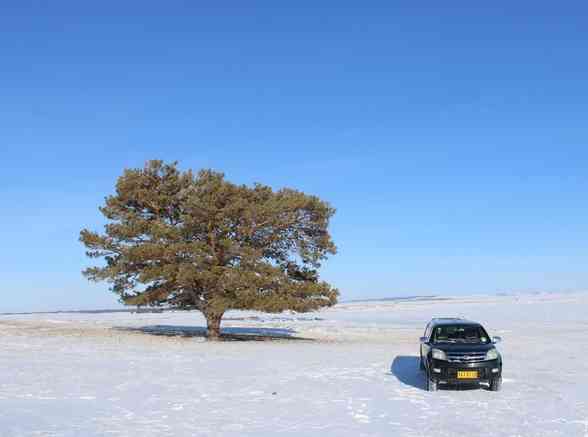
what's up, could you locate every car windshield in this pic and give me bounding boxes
[432,324,490,344]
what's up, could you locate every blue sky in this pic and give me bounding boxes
[2,2,588,311]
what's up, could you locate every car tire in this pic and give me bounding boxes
[426,374,438,392]
[489,376,502,392]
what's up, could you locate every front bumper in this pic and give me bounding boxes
[429,359,501,383]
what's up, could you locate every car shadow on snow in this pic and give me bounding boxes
[114,325,312,342]
[391,356,427,390]
[390,356,482,391]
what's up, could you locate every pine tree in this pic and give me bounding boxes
[80,160,338,340]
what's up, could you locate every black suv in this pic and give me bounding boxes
[419,318,502,392]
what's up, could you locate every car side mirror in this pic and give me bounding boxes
[419,336,428,344]
[492,336,502,344]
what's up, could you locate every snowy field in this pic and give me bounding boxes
[1,292,588,437]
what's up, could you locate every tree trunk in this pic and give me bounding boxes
[205,311,223,341]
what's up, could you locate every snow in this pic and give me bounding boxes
[1,292,588,436]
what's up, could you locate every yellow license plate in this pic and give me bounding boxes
[457,370,478,379]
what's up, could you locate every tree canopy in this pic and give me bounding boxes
[80,160,339,339]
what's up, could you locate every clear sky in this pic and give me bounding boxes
[2,2,588,312]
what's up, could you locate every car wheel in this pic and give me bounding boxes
[489,376,502,392]
[426,374,438,392]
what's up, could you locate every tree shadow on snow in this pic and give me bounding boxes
[390,356,482,391]
[114,325,312,341]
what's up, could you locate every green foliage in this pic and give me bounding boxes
[80,160,339,337]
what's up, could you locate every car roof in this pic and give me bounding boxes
[428,317,481,327]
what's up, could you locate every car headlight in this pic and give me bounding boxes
[431,348,447,360]
[486,348,499,360]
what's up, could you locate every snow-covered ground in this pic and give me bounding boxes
[1,292,588,436]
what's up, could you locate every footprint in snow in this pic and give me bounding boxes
[353,413,370,423]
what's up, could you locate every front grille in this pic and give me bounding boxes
[446,351,487,363]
